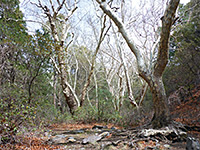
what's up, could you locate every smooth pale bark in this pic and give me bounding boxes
[96,0,180,128]
[93,72,99,109]
[114,30,139,109]
[139,83,148,107]
[36,0,80,114]
[150,0,179,127]
[57,46,79,114]
[102,56,122,110]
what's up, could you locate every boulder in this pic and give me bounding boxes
[82,135,102,144]
[67,137,76,143]
[50,134,68,144]
[99,131,111,138]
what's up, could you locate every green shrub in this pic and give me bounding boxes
[0,84,37,143]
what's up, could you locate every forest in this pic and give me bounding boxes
[0,0,199,149]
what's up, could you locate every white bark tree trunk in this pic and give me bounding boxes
[96,0,180,128]
[36,0,80,114]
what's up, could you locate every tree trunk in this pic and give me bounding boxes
[96,0,180,128]
[61,81,77,115]
[58,50,78,115]
[149,76,170,128]
[36,0,80,115]
[53,70,57,108]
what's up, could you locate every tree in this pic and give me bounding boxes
[80,13,111,106]
[0,0,49,139]
[32,0,80,114]
[164,0,200,96]
[96,0,180,128]
[0,0,27,85]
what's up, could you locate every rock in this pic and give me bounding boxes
[50,134,68,144]
[92,125,108,130]
[116,129,122,133]
[186,137,200,150]
[44,131,48,137]
[144,146,156,150]
[67,137,76,143]
[44,131,52,139]
[50,135,77,144]
[99,131,111,138]
[164,144,170,149]
[74,129,85,134]
[156,143,161,147]
[82,135,102,145]
[101,142,113,150]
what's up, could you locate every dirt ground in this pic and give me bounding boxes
[1,122,194,150]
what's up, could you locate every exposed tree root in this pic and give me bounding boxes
[128,121,199,144]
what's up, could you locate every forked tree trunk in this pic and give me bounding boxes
[61,80,78,115]
[96,0,180,128]
[36,0,79,115]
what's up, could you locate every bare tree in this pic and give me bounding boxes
[80,13,111,106]
[33,0,80,114]
[96,0,180,128]
[112,25,139,110]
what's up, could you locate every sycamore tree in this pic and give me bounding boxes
[30,0,111,115]
[96,0,180,128]
[31,0,81,114]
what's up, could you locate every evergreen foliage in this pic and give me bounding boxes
[164,0,200,96]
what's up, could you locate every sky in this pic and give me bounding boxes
[132,0,190,6]
[19,0,191,33]
[179,0,191,4]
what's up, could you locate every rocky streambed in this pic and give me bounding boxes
[39,123,194,150]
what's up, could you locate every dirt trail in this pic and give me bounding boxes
[1,123,198,149]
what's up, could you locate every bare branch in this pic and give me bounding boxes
[56,0,66,14]
[65,6,78,21]
[30,0,44,9]
[96,0,148,80]
[96,1,138,57]
[49,0,55,13]
[80,14,111,106]
[101,50,120,63]
[56,0,61,5]
[50,57,61,74]
[66,33,74,50]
